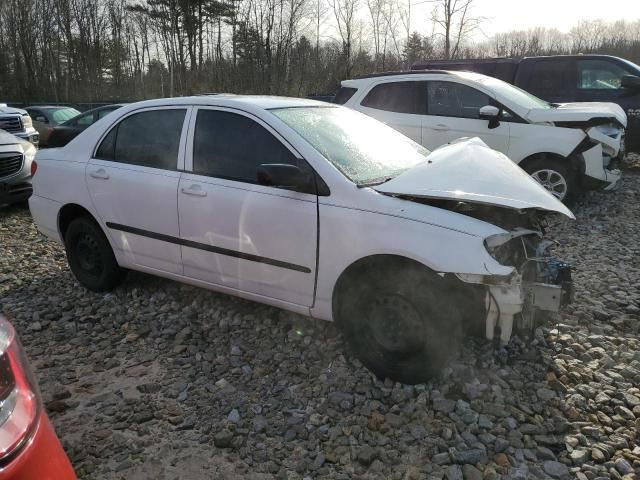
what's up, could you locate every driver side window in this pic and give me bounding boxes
[426,81,490,119]
[577,59,630,90]
[192,109,306,187]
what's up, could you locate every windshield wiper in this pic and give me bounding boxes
[357,176,395,188]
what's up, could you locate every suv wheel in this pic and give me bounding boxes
[523,157,576,203]
[65,217,126,291]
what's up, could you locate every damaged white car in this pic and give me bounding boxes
[29,97,573,384]
[338,70,626,202]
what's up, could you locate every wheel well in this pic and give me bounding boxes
[58,204,95,241]
[331,254,486,333]
[519,152,583,177]
[332,255,432,318]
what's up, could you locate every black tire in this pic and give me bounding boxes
[521,156,577,204]
[64,216,126,291]
[334,257,464,384]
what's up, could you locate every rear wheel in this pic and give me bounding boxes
[334,258,463,384]
[522,156,576,203]
[64,217,126,291]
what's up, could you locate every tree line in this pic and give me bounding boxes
[1,0,639,104]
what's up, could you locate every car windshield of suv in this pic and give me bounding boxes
[271,106,430,185]
[50,108,81,124]
[477,76,552,110]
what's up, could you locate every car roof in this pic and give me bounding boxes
[343,69,487,86]
[26,105,79,110]
[117,95,330,112]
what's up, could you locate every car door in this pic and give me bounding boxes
[575,58,636,104]
[86,106,190,275]
[356,80,425,143]
[178,107,318,306]
[421,80,510,153]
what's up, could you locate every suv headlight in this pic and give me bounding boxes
[21,114,32,128]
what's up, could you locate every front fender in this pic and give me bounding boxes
[311,201,512,321]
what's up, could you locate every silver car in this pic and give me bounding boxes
[0,130,36,205]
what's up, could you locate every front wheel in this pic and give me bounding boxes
[334,258,463,384]
[522,157,576,203]
[65,216,127,291]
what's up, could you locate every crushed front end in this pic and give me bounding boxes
[479,231,573,344]
[446,204,573,345]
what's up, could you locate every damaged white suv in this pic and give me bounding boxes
[30,97,573,384]
[338,70,626,202]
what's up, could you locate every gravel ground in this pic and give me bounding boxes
[1,174,639,480]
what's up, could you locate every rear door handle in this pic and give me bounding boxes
[181,184,207,197]
[431,124,450,131]
[90,168,109,180]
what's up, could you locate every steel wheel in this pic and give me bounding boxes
[530,169,568,200]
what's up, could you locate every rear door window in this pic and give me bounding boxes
[361,81,427,114]
[426,81,490,119]
[95,109,186,170]
[518,58,575,99]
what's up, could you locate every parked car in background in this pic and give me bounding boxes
[0,130,36,205]
[0,105,39,146]
[24,107,80,147]
[338,70,626,202]
[411,55,640,152]
[30,96,573,384]
[0,315,76,479]
[47,105,125,148]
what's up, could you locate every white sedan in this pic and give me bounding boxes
[29,96,574,384]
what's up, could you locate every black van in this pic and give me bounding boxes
[411,55,640,152]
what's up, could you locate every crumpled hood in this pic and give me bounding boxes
[527,102,627,127]
[374,138,575,219]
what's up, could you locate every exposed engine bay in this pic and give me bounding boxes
[408,196,574,344]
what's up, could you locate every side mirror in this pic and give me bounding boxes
[621,75,640,90]
[34,115,47,123]
[479,105,501,129]
[257,164,312,192]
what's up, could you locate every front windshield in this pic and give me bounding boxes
[619,57,640,76]
[271,106,430,185]
[51,108,81,124]
[477,76,552,110]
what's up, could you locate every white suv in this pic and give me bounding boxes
[338,70,626,202]
[30,96,573,383]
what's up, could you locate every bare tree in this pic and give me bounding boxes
[330,0,358,77]
[428,0,482,59]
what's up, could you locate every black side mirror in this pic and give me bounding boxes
[621,75,640,90]
[257,164,313,192]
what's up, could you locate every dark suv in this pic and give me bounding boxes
[411,55,640,152]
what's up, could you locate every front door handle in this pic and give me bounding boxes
[181,184,207,197]
[90,168,109,180]
[431,124,450,131]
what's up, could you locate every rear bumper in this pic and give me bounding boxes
[0,412,76,480]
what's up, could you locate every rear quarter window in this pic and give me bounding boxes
[333,87,357,105]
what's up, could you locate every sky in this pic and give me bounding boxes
[411,0,640,40]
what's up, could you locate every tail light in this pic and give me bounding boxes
[0,315,39,464]
[30,159,37,177]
